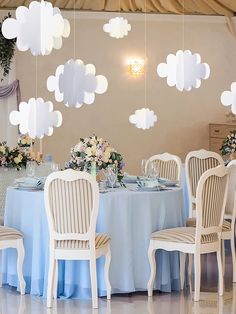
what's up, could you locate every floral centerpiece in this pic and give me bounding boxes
[0,141,31,170]
[66,135,125,181]
[17,134,34,148]
[220,130,236,158]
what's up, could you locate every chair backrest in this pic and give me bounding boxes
[195,165,229,244]
[145,153,182,181]
[44,169,99,246]
[225,160,236,218]
[185,149,224,217]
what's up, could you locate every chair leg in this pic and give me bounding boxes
[104,245,111,300]
[221,240,225,276]
[16,239,26,295]
[47,255,56,308]
[53,260,58,299]
[230,234,236,283]
[147,243,156,297]
[89,257,98,309]
[217,248,224,296]
[194,253,201,302]
[188,254,193,290]
[179,252,186,290]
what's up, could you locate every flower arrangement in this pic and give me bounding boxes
[66,135,125,181]
[220,130,236,156]
[17,134,34,148]
[0,141,31,170]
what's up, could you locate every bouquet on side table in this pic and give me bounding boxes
[220,130,236,160]
[66,135,125,182]
[0,141,32,170]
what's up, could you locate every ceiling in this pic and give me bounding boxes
[0,0,235,17]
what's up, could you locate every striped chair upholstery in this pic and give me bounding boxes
[150,159,178,181]
[0,226,23,240]
[188,157,220,198]
[146,153,182,181]
[48,178,110,249]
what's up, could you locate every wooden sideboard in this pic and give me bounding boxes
[209,123,236,153]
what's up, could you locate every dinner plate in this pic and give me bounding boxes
[137,186,160,192]
[13,183,44,190]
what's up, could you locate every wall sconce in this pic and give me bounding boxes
[128,59,144,77]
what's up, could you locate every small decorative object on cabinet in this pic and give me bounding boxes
[209,123,236,154]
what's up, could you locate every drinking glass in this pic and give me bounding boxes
[107,165,117,189]
[26,161,36,177]
[51,163,60,172]
[148,162,159,180]
[141,159,147,177]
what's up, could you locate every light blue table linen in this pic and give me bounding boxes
[2,186,185,298]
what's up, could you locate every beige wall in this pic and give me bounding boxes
[4,11,236,173]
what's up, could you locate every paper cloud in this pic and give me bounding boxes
[129,108,157,130]
[2,1,70,56]
[47,59,108,108]
[157,50,210,91]
[103,17,131,39]
[221,82,236,114]
[9,98,62,139]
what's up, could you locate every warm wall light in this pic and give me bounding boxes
[128,59,144,76]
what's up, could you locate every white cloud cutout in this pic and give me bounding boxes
[129,108,157,130]
[103,17,131,39]
[47,59,108,108]
[157,50,210,91]
[221,82,236,114]
[2,1,70,56]
[9,98,62,139]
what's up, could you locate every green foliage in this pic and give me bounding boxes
[0,13,16,81]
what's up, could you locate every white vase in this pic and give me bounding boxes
[0,168,26,215]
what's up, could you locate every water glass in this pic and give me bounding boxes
[141,159,147,177]
[106,165,117,189]
[51,163,60,172]
[26,161,36,177]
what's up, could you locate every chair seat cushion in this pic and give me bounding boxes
[186,217,231,231]
[0,226,23,240]
[151,227,218,244]
[56,233,110,249]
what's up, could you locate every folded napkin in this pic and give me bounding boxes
[123,173,138,181]
[15,177,45,188]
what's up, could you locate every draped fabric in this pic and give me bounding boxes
[1,0,236,15]
[1,1,236,36]
[0,79,20,104]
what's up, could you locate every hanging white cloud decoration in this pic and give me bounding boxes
[47,59,108,108]
[103,17,131,39]
[157,50,210,91]
[221,82,236,114]
[129,108,157,130]
[2,0,70,56]
[9,98,62,139]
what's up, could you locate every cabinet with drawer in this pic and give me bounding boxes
[209,123,236,153]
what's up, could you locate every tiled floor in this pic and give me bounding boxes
[0,253,235,314]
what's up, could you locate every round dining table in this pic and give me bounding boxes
[2,185,184,299]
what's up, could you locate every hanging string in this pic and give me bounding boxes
[74,0,76,59]
[182,0,185,51]
[35,56,38,98]
[144,0,147,108]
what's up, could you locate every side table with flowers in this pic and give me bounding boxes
[220,130,236,161]
[66,135,125,182]
[0,141,32,215]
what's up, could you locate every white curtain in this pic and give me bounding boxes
[0,57,18,147]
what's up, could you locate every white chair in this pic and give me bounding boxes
[44,169,111,309]
[0,226,25,294]
[146,153,182,182]
[221,160,236,282]
[185,149,224,222]
[147,165,229,301]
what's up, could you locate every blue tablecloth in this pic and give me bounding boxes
[2,186,185,298]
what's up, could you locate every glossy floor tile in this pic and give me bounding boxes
[0,252,235,314]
